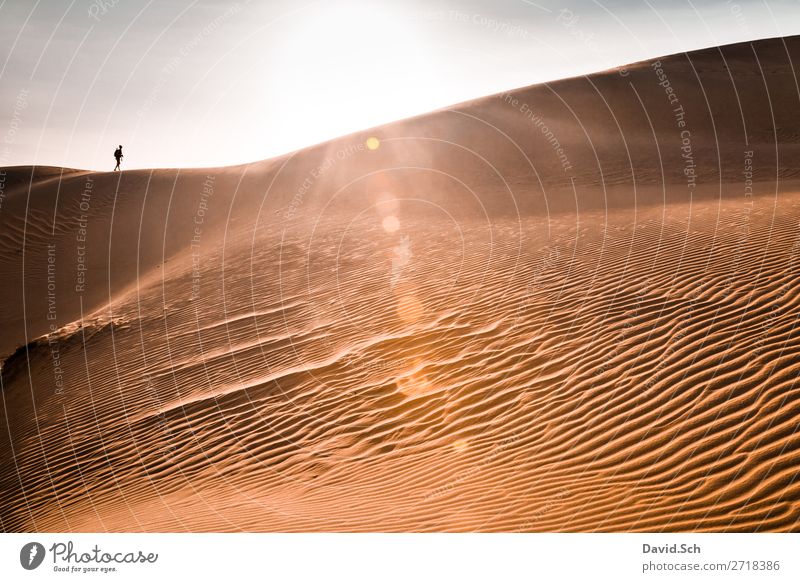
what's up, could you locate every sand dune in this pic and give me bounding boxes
[2,35,800,531]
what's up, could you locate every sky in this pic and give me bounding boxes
[1,0,800,171]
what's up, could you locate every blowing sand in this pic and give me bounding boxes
[2,35,800,532]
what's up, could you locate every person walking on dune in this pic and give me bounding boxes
[114,145,124,171]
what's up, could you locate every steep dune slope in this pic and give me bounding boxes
[2,36,800,532]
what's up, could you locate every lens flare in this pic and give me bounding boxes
[396,294,423,323]
[382,215,400,233]
[452,439,469,452]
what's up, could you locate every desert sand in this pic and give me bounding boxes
[2,35,800,532]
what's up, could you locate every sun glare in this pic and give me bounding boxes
[265,1,436,157]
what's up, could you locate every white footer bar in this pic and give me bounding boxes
[1,533,796,581]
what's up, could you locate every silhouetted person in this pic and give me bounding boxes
[114,145,123,171]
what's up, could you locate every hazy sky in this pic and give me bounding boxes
[2,0,800,170]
